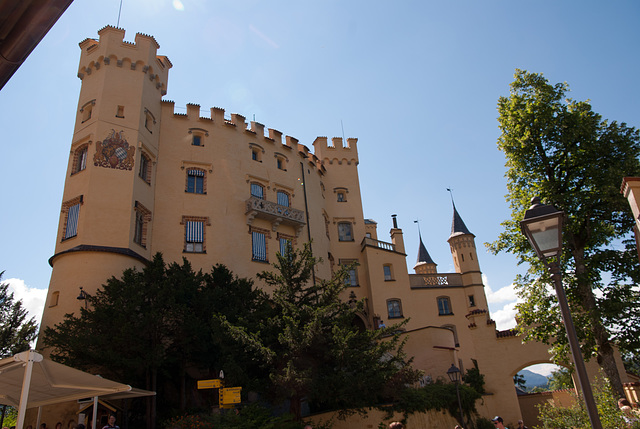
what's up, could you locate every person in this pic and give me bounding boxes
[101,415,119,429]
[619,398,639,427]
[516,419,528,429]
[55,422,62,429]
[378,320,386,329]
[454,425,462,429]
[388,422,404,429]
[491,416,507,429]
[40,424,48,429]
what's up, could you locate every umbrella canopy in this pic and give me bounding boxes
[0,350,154,428]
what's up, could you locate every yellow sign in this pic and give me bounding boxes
[197,379,223,389]
[221,387,242,404]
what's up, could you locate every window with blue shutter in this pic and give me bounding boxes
[252,231,267,261]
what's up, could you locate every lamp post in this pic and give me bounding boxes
[520,197,602,429]
[447,364,465,428]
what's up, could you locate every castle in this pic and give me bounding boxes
[38,26,631,427]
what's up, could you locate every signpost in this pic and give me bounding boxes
[197,377,242,409]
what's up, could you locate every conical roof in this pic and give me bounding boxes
[417,233,436,265]
[449,203,473,239]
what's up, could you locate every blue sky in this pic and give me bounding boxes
[1,1,639,375]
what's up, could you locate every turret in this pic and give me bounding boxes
[447,203,480,275]
[414,232,437,274]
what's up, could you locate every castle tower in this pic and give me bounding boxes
[413,232,437,274]
[39,27,172,344]
[446,203,487,309]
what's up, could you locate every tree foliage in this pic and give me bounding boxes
[488,69,640,396]
[0,271,38,357]
[217,243,423,420]
[547,367,574,391]
[43,255,269,428]
[536,375,637,429]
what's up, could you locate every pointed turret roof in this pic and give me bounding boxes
[417,233,435,264]
[449,203,473,239]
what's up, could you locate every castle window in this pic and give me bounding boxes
[134,201,152,248]
[116,105,125,118]
[275,153,288,170]
[80,99,95,123]
[184,219,205,253]
[249,143,264,162]
[335,187,348,202]
[277,190,290,207]
[278,233,294,257]
[383,264,394,281]
[340,259,359,287]
[251,227,269,262]
[72,144,88,175]
[144,108,155,133]
[468,294,476,307]
[338,222,353,242]
[139,152,151,184]
[49,291,59,307]
[186,169,205,194]
[251,183,264,199]
[193,135,202,146]
[61,196,83,241]
[437,296,453,316]
[387,299,403,319]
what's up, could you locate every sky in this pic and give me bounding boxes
[1,0,639,376]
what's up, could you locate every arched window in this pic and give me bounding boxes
[251,183,264,199]
[72,144,88,175]
[338,222,353,241]
[139,152,151,183]
[277,190,290,207]
[437,296,453,315]
[383,264,394,281]
[387,299,403,319]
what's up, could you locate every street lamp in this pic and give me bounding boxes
[447,364,465,428]
[76,286,88,309]
[520,197,602,429]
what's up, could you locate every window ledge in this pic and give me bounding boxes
[439,313,454,316]
[384,279,395,282]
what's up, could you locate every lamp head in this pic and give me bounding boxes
[520,197,564,260]
[447,363,461,383]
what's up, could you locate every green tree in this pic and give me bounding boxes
[0,271,38,356]
[43,255,268,429]
[547,367,574,391]
[488,69,640,397]
[218,243,422,420]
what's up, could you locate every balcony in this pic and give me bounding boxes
[245,196,305,236]
[361,237,396,252]
[409,273,463,288]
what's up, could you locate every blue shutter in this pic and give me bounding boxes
[252,231,266,261]
[279,238,290,256]
[64,203,80,239]
[186,221,203,243]
[277,191,289,207]
[251,183,264,199]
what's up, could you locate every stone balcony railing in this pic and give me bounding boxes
[360,237,396,252]
[409,273,463,288]
[245,196,306,236]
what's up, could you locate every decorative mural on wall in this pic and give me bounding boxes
[93,129,135,170]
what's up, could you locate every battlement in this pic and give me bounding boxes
[77,27,170,96]
[313,136,359,165]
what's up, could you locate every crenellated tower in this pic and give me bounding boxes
[39,26,172,345]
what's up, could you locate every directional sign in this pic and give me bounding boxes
[197,379,223,389]
[221,387,242,404]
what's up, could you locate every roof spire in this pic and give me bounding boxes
[447,189,473,237]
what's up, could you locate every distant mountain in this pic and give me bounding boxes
[517,369,549,390]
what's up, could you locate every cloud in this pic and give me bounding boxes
[4,278,47,327]
[483,274,520,330]
[172,0,185,11]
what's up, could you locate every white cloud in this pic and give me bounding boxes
[172,0,185,11]
[4,278,47,328]
[483,274,520,330]
[483,274,518,304]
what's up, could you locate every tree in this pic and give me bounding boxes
[488,69,640,397]
[43,255,269,429]
[218,243,422,420]
[547,367,574,391]
[0,271,38,356]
